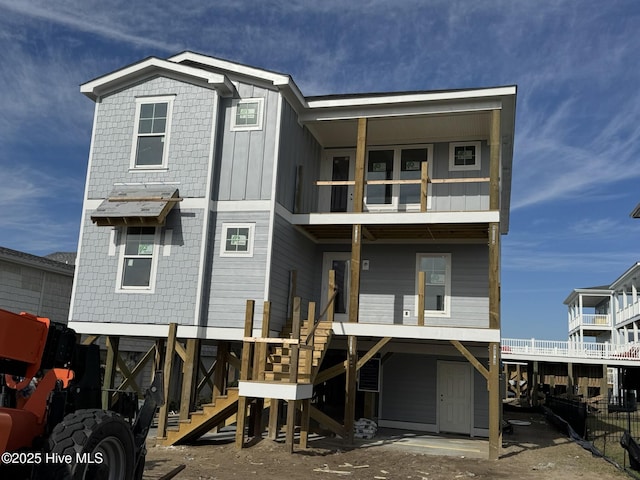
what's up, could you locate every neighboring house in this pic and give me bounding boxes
[0,246,74,323]
[566,262,640,346]
[69,52,517,458]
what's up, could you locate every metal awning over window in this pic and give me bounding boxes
[91,186,181,226]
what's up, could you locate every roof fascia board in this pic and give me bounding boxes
[300,99,502,123]
[610,262,640,289]
[306,86,517,109]
[80,57,235,100]
[169,51,290,86]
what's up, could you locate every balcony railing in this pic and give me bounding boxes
[616,301,640,325]
[568,313,612,331]
[501,338,640,361]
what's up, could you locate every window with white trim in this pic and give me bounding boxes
[221,223,255,257]
[416,253,451,316]
[231,98,264,131]
[449,141,481,171]
[118,227,159,290]
[131,96,174,168]
[365,145,433,210]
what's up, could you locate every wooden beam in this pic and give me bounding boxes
[82,334,100,345]
[102,336,120,410]
[362,226,376,241]
[196,358,216,395]
[174,341,187,363]
[286,297,302,453]
[489,109,501,210]
[213,342,229,401]
[488,342,501,460]
[489,223,500,330]
[310,405,346,438]
[299,399,311,449]
[112,344,155,402]
[353,118,367,213]
[268,399,280,440]
[349,224,362,325]
[235,300,255,449]
[157,323,178,440]
[450,340,489,380]
[179,339,199,422]
[327,270,335,323]
[420,161,429,212]
[315,337,391,385]
[115,354,142,398]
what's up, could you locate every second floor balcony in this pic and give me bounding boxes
[569,313,612,333]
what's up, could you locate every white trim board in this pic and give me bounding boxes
[68,322,276,340]
[331,323,500,343]
[239,381,313,400]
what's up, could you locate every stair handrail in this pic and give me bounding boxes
[304,288,337,346]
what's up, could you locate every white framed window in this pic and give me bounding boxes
[130,95,175,169]
[116,226,160,292]
[220,223,255,257]
[230,98,264,131]
[365,145,433,211]
[415,253,451,317]
[449,141,481,171]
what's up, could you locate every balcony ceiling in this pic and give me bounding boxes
[298,223,489,242]
[306,111,491,148]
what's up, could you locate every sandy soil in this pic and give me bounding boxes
[143,411,630,480]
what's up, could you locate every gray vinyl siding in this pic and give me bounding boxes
[380,353,489,431]
[71,208,203,326]
[430,142,490,212]
[214,84,279,201]
[88,76,216,199]
[268,212,321,332]
[206,211,270,329]
[357,243,489,327]
[381,353,437,424]
[0,261,72,324]
[276,100,322,213]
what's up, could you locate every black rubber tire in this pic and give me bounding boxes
[44,409,136,480]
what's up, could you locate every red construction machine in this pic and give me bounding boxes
[0,308,163,480]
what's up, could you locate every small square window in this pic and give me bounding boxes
[449,141,481,171]
[231,98,264,131]
[221,223,255,257]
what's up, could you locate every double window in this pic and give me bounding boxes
[131,96,174,169]
[416,253,451,316]
[365,145,433,210]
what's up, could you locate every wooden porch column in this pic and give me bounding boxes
[235,300,255,449]
[567,362,574,397]
[489,109,501,211]
[102,336,120,410]
[488,342,501,460]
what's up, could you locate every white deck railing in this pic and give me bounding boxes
[616,301,640,325]
[568,313,612,331]
[501,338,640,361]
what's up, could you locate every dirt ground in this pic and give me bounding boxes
[143,411,631,480]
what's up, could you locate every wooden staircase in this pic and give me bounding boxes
[263,320,333,383]
[164,387,239,445]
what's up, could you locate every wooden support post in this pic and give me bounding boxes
[601,364,608,398]
[235,300,255,449]
[102,336,120,410]
[268,399,280,440]
[157,323,178,440]
[417,271,425,326]
[213,341,229,402]
[249,301,271,441]
[567,362,574,397]
[488,342,501,460]
[489,109,501,211]
[300,399,311,449]
[532,361,540,406]
[515,364,522,398]
[420,160,429,212]
[345,223,362,445]
[179,339,200,422]
[489,223,500,330]
[353,118,367,213]
[327,270,335,323]
[286,297,302,453]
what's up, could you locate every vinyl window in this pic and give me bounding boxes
[130,96,174,169]
[449,141,481,171]
[231,98,264,131]
[221,223,255,257]
[416,253,451,316]
[118,227,159,291]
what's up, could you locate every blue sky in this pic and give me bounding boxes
[1,1,639,340]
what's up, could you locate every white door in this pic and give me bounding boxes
[320,152,355,212]
[437,361,472,434]
[321,252,351,321]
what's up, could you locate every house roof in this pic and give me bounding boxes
[0,246,75,275]
[631,203,640,218]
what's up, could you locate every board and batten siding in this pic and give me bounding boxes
[268,212,321,333]
[380,353,489,433]
[206,211,270,329]
[88,76,217,199]
[71,208,203,327]
[275,100,322,213]
[357,243,489,327]
[214,84,279,202]
[430,142,490,212]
